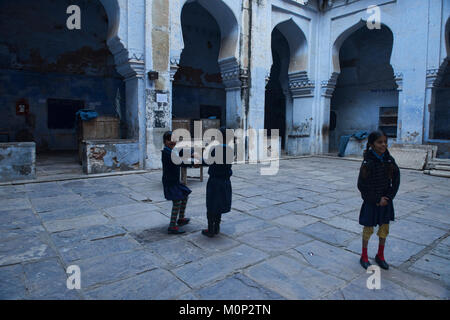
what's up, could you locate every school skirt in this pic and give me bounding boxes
[359,201,395,227]
[163,182,191,201]
[206,177,232,214]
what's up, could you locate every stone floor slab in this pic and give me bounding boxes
[85,268,190,300]
[50,224,127,248]
[38,205,101,222]
[0,235,56,266]
[173,245,268,288]
[59,235,141,264]
[218,216,272,237]
[0,264,27,299]
[104,203,160,218]
[77,249,161,289]
[293,240,365,281]
[409,254,450,286]
[303,203,352,219]
[245,255,346,299]
[323,216,364,234]
[389,220,447,246]
[247,206,291,220]
[272,214,319,230]
[196,273,284,300]
[338,273,430,300]
[240,196,281,208]
[236,227,313,253]
[43,214,109,233]
[0,208,41,230]
[149,237,206,268]
[382,268,450,299]
[184,232,240,253]
[277,200,317,213]
[113,211,168,232]
[299,222,357,247]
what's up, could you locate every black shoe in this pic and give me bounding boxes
[168,226,185,234]
[214,222,220,234]
[375,254,389,270]
[177,218,190,226]
[201,229,215,237]
[360,257,371,270]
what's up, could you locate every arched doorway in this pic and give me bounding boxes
[329,25,398,154]
[0,0,125,176]
[265,28,289,150]
[172,1,226,127]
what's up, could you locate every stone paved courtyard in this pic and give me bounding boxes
[0,157,449,300]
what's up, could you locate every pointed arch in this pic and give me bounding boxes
[332,20,395,74]
[179,0,239,61]
[272,19,308,73]
[99,0,120,41]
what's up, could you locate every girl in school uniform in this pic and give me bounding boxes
[161,131,192,234]
[201,128,234,238]
[357,130,400,270]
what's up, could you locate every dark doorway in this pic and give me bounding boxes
[330,26,398,153]
[172,2,226,124]
[265,28,289,150]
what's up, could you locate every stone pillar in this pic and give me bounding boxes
[124,65,146,170]
[219,57,244,129]
[246,0,271,162]
[145,0,171,170]
[316,72,338,154]
[108,36,147,170]
[286,71,315,155]
[424,69,439,141]
[394,72,405,141]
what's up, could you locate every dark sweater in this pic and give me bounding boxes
[207,144,233,179]
[161,146,193,185]
[357,149,400,205]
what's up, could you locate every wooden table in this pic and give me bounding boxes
[181,165,204,185]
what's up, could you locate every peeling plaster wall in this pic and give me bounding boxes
[0,142,36,182]
[0,0,125,151]
[83,140,139,174]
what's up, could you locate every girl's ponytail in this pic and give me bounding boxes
[364,142,370,156]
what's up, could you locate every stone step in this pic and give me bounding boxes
[424,170,450,178]
[429,160,450,166]
[433,165,450,171]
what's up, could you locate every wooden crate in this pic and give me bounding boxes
[77,116,120,161]
[79,116,120,140]
[172,119,191,133]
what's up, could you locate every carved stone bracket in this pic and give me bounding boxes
[170,57,180,82]
[239,68,249,89]
[265,72,271,86]
[288,71,315,98]
[108,36,145,80]
[321,72,339,98]
[427,58,448,88]
[219,57,242,91]
[394,72,404,91]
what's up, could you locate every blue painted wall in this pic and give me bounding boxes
[0,0,125,151]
